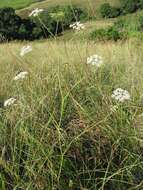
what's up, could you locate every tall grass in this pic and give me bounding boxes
[0,39,143,189]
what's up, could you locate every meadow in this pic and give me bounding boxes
[0,39,143,189]
[0,0,143,189]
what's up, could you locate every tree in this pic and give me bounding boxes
[18,19,36,40]
[0,5,87,41]
[121,0,140,14]
[100,3,120,18]
[0,7,43,41]
[0,7,22,40]
[139,0,143,9]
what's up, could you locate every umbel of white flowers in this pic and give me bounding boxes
[111,88,131,102]
[4,98,16,107]
[20,45,32,57]
[14,71,28,81]
[69,21,85,31]
[29,8,44,17]
[87,55,103,67]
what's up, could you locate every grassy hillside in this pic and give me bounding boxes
[58,19,115,41]
[0,39,143,189]
[0,0,43,9]
[0,0,120,10]
[60,10,143,42]
[6,0,120,17]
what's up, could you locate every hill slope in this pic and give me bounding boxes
[0,0,120,18]
[0,0,43,9]
[0,0,120,9]
[20,0,120,17]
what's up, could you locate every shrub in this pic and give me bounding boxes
[0,5,88,41]
[138,14,143,28]
[115,16,142,33]
[90,28,107,41]
[18,19,37,40]
[121,0,139,14]
[114,19,127,29]
[110,7,121,18]
[0,7,41,41]
[139,0,143,9]
[100,0,143,18]
[100,3,111,18]
[32,11,60,37]
[48,5,74,28]
[47,5,88,28]
[106,26,123,41]
[29,5,88,38]
[0,7,22,40]
[90,26,124,41]
[73,6,89,21]
[100,3,120,18]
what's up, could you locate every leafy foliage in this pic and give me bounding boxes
[100,3,121,18]
[100,0,143,19]
[0,6,87,41]
[120,0,139,14]
[90,26,124,42]
[0,7,21,40]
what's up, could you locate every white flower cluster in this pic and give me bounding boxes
[111,88,131,102]
[29,8,44,17]
[87,54,103,67]
[20,45,32,57]
[4,34,132,110]
[4,98,16,107]
[4,46,31,107]
[14,71,28,81]
[69,21,85,31]
[4,71,29,107]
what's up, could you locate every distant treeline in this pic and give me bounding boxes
[100,0,143,19]
[0,6,87,41]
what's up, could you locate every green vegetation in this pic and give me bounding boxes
[90,26,123,41]
[90,9,143,42]
[121,0,140,14]
[0,6,87,41]
[99,0,143,19]
[15,0,120,18]
[0,0,42,9]
[0,0,143,189]
[0,40,143,189]
[100,3,121,18]
[0,0,120,15]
